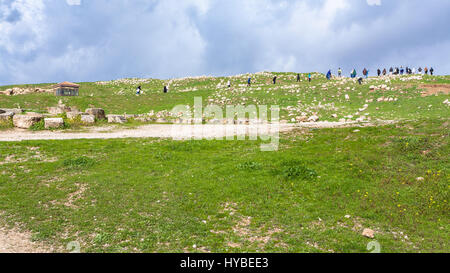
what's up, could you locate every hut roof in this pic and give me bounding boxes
[58,81,80,88]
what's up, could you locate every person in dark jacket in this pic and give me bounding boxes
[247,77,252,86]
[383,68,387,76]
[163,86,168,93]
[377,69,381,77]
[358,77,363,85]
[326,70,332,80]
[136,86,141,95]
[297,74,301,82]
[273,76,277,84]
[430,67,434,75]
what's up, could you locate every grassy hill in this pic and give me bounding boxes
[0,72,448,253]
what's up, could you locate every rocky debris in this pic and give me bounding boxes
[444,99,450,106]
[362,228,375,239]
[0,112,15,122]
[107,115,127,124]
[0,87,54,96]
[81,115,95,124]
[296,116,308,122]
[44,118,64,129]
[66,112,81,120]
[416,177,425,182]
[13,113,44,129]
[0,108,23,115]
[308,115,320,122]
[155,118,168,124]
[85,108,106,120]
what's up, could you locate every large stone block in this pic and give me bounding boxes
[44,118,64,129]
[13,114,43,129]
[85,108,105,120]
[81,114,95,124]
[66,112,81,120]
[0,108,23,114]
[107,115,127,124]
[0,112,14,122]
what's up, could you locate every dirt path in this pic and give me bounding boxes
[0,226,53,253]
[0,122,392,142]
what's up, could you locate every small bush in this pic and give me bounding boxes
[30,120,45,131]
[63,156,95,169]
[237,161,263,170]
[280,160,318,181]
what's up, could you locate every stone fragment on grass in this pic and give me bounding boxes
[44,118,64,129]
[308,115,319,122]
[13,113,43,129]
[81,114,95,124]
[0,112,14,122]
[0,108,23,114]
[85,108,106,120]
[362,228,375,239]
[107,115,127,124]
[66,112,81,120]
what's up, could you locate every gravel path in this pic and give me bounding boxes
[0,122,390,142]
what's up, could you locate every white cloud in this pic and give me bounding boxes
[367,0,382,6]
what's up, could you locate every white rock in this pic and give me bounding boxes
[81,114,95,124]
[44,118,64,129]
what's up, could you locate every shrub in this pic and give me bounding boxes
[280,160,318,181]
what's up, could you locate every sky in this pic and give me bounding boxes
[0,0,449,85]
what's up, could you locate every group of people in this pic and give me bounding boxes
[136,85,169,95]
[341,66,435,79]
[135,65,435,94]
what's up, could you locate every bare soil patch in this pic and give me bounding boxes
[420,84,450,97]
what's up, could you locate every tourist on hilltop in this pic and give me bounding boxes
[400,66,404,75]
[297,74,301,82]
[163,85,168,93]
[338,68,342,77]
[136,86,141,96]
[377,69,381,77]
[389,67,394,75]
[358,77,363,85]
[247,77,252,86]
[418,67,423,74]
[424,67,429,75]
[362,68,368,78]
[383,68,387,76]
[308,73,312,82]
[351,69,357,78]
[412,68,416,74]
[395,67,399,75]
[227,80,231,88]
[326,70,332,80]
[273,76,277,84]
[430,67,434,75]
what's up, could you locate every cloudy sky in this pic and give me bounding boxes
[0,0,449,85]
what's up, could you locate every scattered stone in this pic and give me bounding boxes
[345,215,351,219]
[155,118,168,124]
[66,112,81,120]
[44,118,64,129]
[81,115,95,124]
[416,177,425,182]
[0,108,23,114]
[308,115,319,122]
[13,113,43,129]
[0,112,14,122]
[362,228,375,239]
[296,116,308,122]
[85,108,106,120]
[107,115,127,124]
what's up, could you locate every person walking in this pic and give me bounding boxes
[136,86,141,96]
[358,77,363,85]
[326,70,332,80]
[363,68,368,78]
[418,67,423,74]
[163,85,168,93]
[351,69,357,78]
[227,80,231,88]
[377,69,381,77]
[297,74,301,82]
[424,67,429,75]
[430,67,434,75]
[308,73,312,82]
[273,76,277,84]
[383,68,387,76]
[338,68,342,77]
[247,77,252,86]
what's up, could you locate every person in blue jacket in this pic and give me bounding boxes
[326,70,332,80]
[247,77,252,86]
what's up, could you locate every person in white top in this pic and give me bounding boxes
[227,80,231,88]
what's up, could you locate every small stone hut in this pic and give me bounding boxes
[55,81,79,96]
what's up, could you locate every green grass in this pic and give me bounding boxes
[0,119,448,253]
